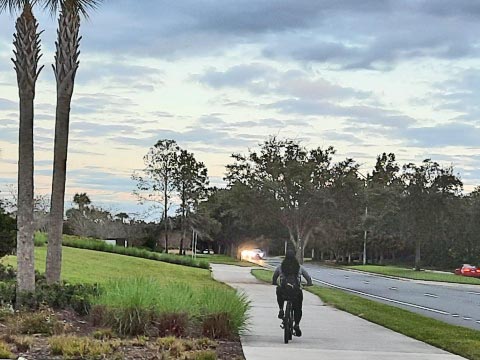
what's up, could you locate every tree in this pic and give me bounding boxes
[402,160,462,271]
[133,139,180,253]
[172,149,209,255]
[115,212,129,223]
[366,153,403,264]
[73,192,91,211]
[46,0,102,284]
[1,0,44,296]
[226,137,336,263]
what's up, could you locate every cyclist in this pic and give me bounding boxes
[272,249,313,337]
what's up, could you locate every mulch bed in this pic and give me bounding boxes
[0,309,246,360]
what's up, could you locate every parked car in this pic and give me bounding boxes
[454,264,480,278]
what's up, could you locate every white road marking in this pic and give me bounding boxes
[310,276,450,315]
[452,314,460,317]
[424,293,438,298]
[264,261,451,318]
[463,317,472,321]
[467,291,480,295]
[389,287,398,290]
[476,320,480,324]
[363,281,370,284]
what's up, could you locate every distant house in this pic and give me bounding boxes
[105,238,128,247]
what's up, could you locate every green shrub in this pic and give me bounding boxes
[7,335,33,352]
[7,309,62,336]
[60,235,209,269]
[49,335,114,359]
[0,206,16,259]
[199,287,250,337]
[154,312,189,337]
[0,265,16,281]
[34,282,100,315]
[192,350,217,360]
[0,282,15,306]
[34,232,47,247]
[93,278,250,337]
[92,328,114,340]
[0,341,13,359]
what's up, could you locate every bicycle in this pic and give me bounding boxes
[281,295,295,343]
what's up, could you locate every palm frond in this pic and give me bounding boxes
[0,0,36,14]
[42,0,102,18]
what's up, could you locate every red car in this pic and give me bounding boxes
[454,264,480,278]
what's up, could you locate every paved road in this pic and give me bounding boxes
[264,258,480,330]
[211,264,466,360]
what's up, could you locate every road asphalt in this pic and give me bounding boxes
[263,258,480,330]
[211,264,466,360]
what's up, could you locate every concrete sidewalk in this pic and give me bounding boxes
[211,264,466,360]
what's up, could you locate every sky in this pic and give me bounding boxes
[1,0,480,219]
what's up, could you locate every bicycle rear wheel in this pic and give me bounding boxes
[284,301,292,344]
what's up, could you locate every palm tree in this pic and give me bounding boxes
[73,192,91,211]
[0,0,44,298]
[45,0,102,284]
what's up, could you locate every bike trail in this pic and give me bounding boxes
[211,264,466,360]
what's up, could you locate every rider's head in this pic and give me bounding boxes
[282,249,300,276]
[285,249,296,260]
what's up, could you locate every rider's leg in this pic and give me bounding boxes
[293,289,304,336]
[276,287,285,318]
[276,286,285,309]
[293,289,303,324]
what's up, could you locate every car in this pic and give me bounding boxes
[202,249,214,255]
[241,248,265,260]
[454,264,480,278]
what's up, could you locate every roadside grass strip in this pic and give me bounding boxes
[2,246,214,286]
[252,269,480,360]
[197,254,253,267]
[34,232,209,269]
[348,265,480,285]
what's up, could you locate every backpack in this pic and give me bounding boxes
[281,272,300,298]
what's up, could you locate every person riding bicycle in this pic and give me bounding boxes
[272,249,313,337]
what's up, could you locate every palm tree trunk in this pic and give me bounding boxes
[13,2,43,300]
[46,3,80,284]
[164,178,168,253]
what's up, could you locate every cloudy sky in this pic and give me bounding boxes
[1,0,479,218]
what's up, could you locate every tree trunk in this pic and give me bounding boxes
[379,252,384,265]
[13,3,43,300]
[415,239,421,271]
[163,173,169,253]
[46,4,80,284]
[179,204,185,255]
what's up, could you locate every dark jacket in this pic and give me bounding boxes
[272,265,313,286]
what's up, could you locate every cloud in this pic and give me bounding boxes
[70,121,137,138]
[71,93,136,115]
[0,98,15,110]
[430,69,480,123]
[195,64,369,100]
[77,61,164,92]
[401,122,480,148]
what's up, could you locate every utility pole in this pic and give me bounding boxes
[355,169,368,265]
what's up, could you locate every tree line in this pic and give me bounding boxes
[200,137,476,270]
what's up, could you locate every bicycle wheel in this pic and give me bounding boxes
[284,301,292,344]
[288,303,294,340]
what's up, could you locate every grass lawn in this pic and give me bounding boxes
[251,269,480,360]
[2,246,216,288]
[348,265,480,285]
[197,254,253,267]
